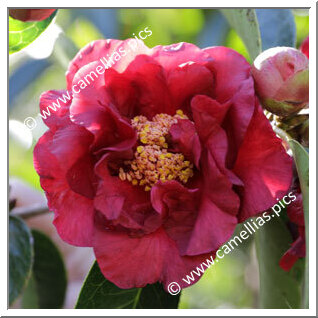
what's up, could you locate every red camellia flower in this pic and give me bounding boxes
[34,40,292,290]
[9,9,56,22]
[279,190,306,271]
[300,36,309,59]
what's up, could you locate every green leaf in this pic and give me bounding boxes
[22,230,67,308]
[256,9,296,50]
[9,11,56,54]
[21,275,39,309]
[255,215,303,308]
[220,9,262,60]
[288,139,309,308]
[75,261,180,309]
[9,215,33,305]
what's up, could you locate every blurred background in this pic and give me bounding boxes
[9,8,309,309]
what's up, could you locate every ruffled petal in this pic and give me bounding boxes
[184,196,237,255]
[151,181,237,256]
[69,63,137,151]
[151,42,212,72]
[203,46,251,102]
[167,62,214,115]
[222,79,256,168]
[124,55,173,118]
[93,227,212,290]
[200,149,240,216]
[169,118,201,168]
[39,90,72,131]
[164,130,240,256]
[233,106,293,221]
[279,236,306,271]
[33,127,95,246]
[94,153,161,233]
[191,95,231,135]
[191,95,243,189]
[104,68,138,118]
[66,39,151,90]
[202,47,256,168]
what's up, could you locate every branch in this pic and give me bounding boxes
[10,204,50,219]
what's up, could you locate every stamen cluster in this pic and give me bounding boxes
[119,110,194,191]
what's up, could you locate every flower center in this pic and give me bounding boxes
[119,110,194,191]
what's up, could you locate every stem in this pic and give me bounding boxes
[272,125,291,144]
[10,204,50,219]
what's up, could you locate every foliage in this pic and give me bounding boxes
[76,262,179,309]
[22,230,67,308]
[9,216,33,305]
[9,11,57,54]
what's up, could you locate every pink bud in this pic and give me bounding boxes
[252,47,309,116]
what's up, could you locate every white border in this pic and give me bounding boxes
[2,0,316,8]
[3,1,317,316]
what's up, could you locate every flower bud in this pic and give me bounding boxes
[252,47,309,117]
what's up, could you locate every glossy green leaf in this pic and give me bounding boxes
[75,261,180,309]
[22,230,67,308]
[255,216,302,308]
[21,275,39,309]
[288,139,309,308]
[9,215,33,305]
[220,9,261,60]
[9,11,56,54]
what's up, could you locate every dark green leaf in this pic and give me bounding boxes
[136,282,180,309]
[22,230,67,309]
[255,215,303,308]
[9,215,33,305]
[21,275,39,309]
[9,11,56,54]
[220,9,262,60]
[288,139,309,308]
[256,9,296,50]
[75,261,180,309]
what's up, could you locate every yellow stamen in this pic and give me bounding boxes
[119,111,193,191]
[176,109,184,116]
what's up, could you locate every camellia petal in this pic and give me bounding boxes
[66,39,151,90]
[33,127,95,246]
[233,106,293,221]
[93,227,212,290]
[300,36,309,59]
